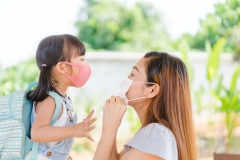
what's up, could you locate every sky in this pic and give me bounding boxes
[0,0,225,68]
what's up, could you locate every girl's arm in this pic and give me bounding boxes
[31,96,96,142]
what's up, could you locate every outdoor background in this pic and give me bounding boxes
[0,0,240,159]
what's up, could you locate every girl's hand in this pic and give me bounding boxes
[72,110,97,142]
[67,155,73,160]
[102,96,127,132]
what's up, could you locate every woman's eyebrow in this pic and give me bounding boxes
[133,66,139,72]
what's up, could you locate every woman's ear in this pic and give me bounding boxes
[55,62,66,74]
[146,84,160,98]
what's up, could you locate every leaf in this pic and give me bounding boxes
[206,38,226,81]
[214,75,223,95]
[230,66,240,95]
[178,40,194,82]
[205,40,212,55]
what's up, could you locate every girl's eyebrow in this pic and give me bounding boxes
[133,66,139,72]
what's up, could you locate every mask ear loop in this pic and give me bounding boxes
[128,97,147,102]
[127,82,158,102]
[62,62,84,77]
[132,82,157,85]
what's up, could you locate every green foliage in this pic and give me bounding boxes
[232,25,240,60]
[180,38,240,150]
[212,66,240,148]
[74,91,103,116]
[182,0,240,53]
[0,58,39,96]
[206,38,226,81]
[75,0,172,51]
[127,107,140,133]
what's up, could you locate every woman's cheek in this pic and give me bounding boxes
[126,86,136,99]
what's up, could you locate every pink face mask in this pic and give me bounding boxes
[62,62,91,88]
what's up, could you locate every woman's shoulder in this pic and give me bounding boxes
[124,123,178,159]
[138,123,175,140]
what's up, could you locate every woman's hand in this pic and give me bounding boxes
[102,96,127,132]
[72,110,97,142]
[93,96,127,160]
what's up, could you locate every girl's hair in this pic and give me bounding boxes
[143,51,197,160]
[27,34,85,101]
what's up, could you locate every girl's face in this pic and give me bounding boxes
[64,55,86,77]
[126,58,150,106]
[53,55,86,87]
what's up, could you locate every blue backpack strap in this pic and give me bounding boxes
[26,81,37,160]
[29,142,39,160]
[48,91,62,126]
[30,90,62,160]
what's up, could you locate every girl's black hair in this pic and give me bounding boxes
[27,34,85,101]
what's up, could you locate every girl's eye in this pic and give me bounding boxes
[81,59,85,61]
[130,73,134,77]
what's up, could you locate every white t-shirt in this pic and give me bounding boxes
[124,123,178,160]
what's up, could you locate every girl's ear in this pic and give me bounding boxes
[55,62,66,74]
[146,84,160,98]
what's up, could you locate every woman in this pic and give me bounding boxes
[93,51,197,160]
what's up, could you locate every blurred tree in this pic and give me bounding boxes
[0,58,39,96]
[232,25,240,60]
[75,0,172,51]
[181,0,240,53]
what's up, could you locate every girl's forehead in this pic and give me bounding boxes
[71,55,85,59]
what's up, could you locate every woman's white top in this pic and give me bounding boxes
[124,123,178,160]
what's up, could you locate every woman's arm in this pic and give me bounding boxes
[93,127,117,160]
[31,96,96,142]
[110,137,118,160]
[93,96,127,160]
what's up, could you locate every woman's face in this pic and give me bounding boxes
[126,57,150,106]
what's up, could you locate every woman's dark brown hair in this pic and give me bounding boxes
[143,51,197,160]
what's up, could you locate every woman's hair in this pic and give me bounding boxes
[143,51,197,160]
[27,34,85,101]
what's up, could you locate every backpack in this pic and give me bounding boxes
[0,82,62,160]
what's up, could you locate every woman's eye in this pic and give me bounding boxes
[130,73,134,77]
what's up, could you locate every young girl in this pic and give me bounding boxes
[26,34,96,160]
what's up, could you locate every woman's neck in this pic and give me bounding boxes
[133,102,150,126]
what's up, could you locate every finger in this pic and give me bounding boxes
[86,117,97,126]
[88,125,96,132]
[116,96,122,103]
[105,99,110,104]
[110,96,116,103]
[84,125,95,132]
[121,99,126,105]
[85,109,95,120]
[86,134,94,142]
